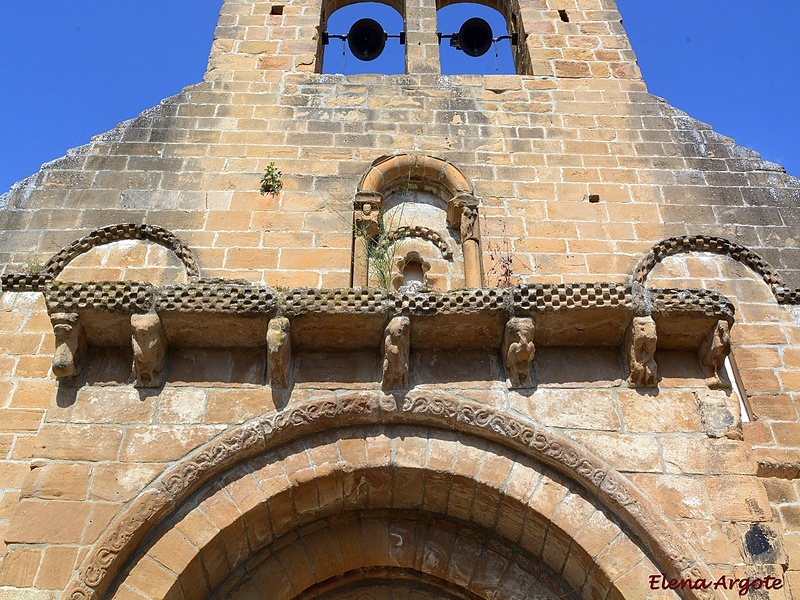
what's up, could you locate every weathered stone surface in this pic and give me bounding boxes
[706,476,771,521]
[510,388,620,431]
[21,462,91,501]
[89,464,165,503]
[695,389,742,440]
[1,1,799,599]
[5,500,92,544]
[535,347,622,388]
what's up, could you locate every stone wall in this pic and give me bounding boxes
[1,0,799,597]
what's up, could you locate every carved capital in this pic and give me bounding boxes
[382,316,410,391]
[446,191,479,230]
[625,315,658,388]
[354,191,383,238]
[460,205,480,242]
[503,317,535,388]
[50,312,87,383]
[267,317,292,389]
[131,313,166,388]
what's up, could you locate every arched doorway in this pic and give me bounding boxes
[65,392,714,600]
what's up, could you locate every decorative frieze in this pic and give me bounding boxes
[650,288,735,321]
[0,272,52,292]
[45,281,155,314]
[393,287,505,314]
[157,281,275,314]
[16,280,742,389]
[284,287,389,316]
[513,282,631,312]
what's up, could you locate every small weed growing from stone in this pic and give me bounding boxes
[260,162,284,196]
[26,259,42,275]
[485,219,533,287]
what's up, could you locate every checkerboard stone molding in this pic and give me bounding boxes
[634,235,799,304]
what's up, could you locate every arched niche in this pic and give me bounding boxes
[353,154,483,289]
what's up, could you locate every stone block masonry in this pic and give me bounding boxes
[1,0,800,598]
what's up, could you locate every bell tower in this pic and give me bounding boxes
[207,0,643,78]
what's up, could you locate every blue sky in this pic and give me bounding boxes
[1,1,798,194]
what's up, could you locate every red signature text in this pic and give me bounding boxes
[649,573,783,596]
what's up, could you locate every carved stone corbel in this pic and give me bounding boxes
[503,317,535,389]
[267,317,292,389]
[625,315,658,388]
[698,319,731,389]
[382,316,410,391]
[50,312,87,383]
[131,313,166,388]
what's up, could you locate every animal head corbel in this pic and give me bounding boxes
[50,312,87,383]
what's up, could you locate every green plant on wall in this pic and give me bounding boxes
[357,222,408,290]
[329,195,409,290]
[25,259,42,275]
[260,162,283,196]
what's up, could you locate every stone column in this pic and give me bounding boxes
[460,205,482,288]
[352,192,382,287]
[404,0,440,74]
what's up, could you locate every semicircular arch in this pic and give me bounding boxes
[64,391,714,600]
[359,154,474,200]
[633,234,794,303]
[42,223,201,280]
[109,429,670,600]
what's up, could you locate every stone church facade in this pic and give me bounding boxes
[1,0,799,597]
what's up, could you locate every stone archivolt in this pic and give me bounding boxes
[1,223,200,292]
[635,234,800,304]
[44,223,200,280]
[386,224,453,259]
[358,154,473,200]
[63,392,716,600]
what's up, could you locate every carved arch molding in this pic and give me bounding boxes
[29,223,200,283]
[353,154,484,288]
[65,392,716,600]
[634,234,799,304]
